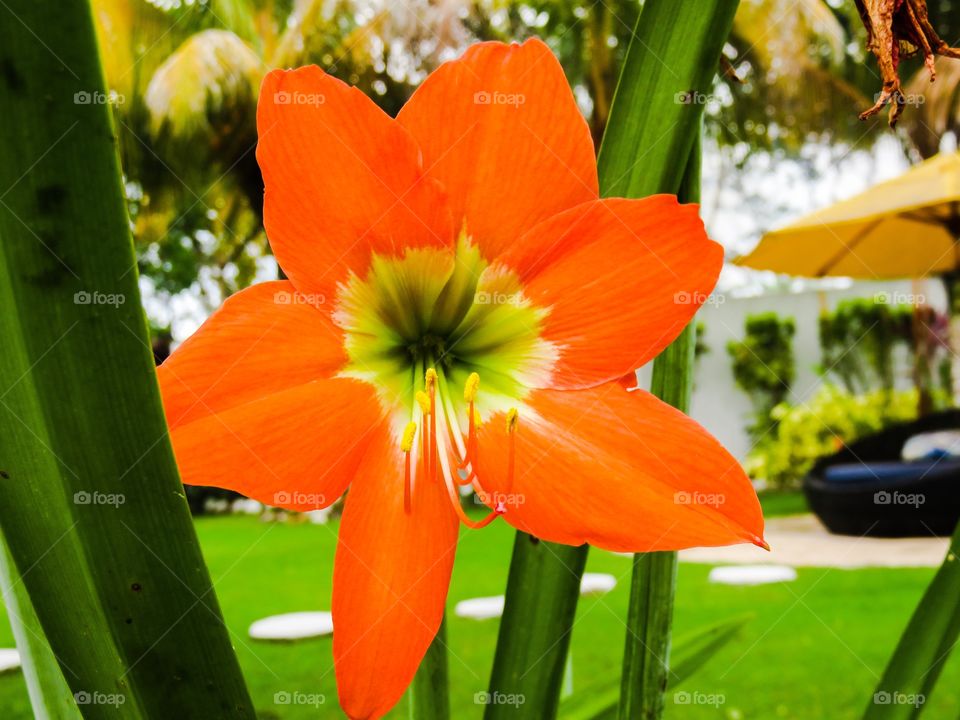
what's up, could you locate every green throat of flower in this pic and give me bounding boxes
[333,233,557,524]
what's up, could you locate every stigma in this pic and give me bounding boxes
[398,368,517,528]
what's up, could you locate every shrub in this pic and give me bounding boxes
[726,312,796,442]
[745,384,922,489]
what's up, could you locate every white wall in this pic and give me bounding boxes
[637,279,948,462]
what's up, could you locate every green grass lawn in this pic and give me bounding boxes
[758,488,809,518]
[2,514,958,718]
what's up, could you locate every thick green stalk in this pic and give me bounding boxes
[597,1,739,717]
[485,2,737,717]
[0,1,255,717]
[485,534,588,719]
[596,0,739,198]
[410,616,450,720]
[0,540,82,720]
[617,143,701,720]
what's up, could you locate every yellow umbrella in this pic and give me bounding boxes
[736,152,960,279]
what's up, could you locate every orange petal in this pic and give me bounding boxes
[333,425,459,720]
[158,281,345,430]
[257,67,453,301]
[502,197,721,389]
[168,377,381,510]
[474,382,764,552]
[397,38,597,261]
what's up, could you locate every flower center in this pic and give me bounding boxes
[333,233,557,525]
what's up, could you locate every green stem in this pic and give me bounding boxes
[485,535,588,720]
[484,1,737,717]
[600,1,738,717]
[410,616,450,720]
[617,144,700,720]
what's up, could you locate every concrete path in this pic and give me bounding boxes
[679,515,952,568]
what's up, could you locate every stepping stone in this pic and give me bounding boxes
[708,565,797,586]
[0,649,20,675]
[580,573,617,596]
[232,498,263,515]
[305,508,333,525]
[203,497,230,514]
[455,574,619,622]
[249,611,333,641]
[454,596,504,621]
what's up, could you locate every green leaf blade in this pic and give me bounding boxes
[863,528,960,720]
[0,1,256,717]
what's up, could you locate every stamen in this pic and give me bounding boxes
[415,391,431,415]
[436,370,468,462]
[426,368,438,483]
[400,421,417,453]
[401,421,417,514]
[457,408,479,479]
[435,422,502,529]
[463,372,480,403]
[505,407,519,433]
[406,369,516,530]
[505,408,518,493]
[459,372,480,471]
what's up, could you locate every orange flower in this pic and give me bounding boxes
[158,38,764,720]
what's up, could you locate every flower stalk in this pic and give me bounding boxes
[618,141,701,720]
[485,535,589,720]
[594,0,740,717]
[483,2,740,718]
[410,617,451,720]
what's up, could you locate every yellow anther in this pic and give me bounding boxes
[505,407,519,433]
[463,372,480,403]
[400,422,417,453]
[415,391,431,415]
[425,368,438,392]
